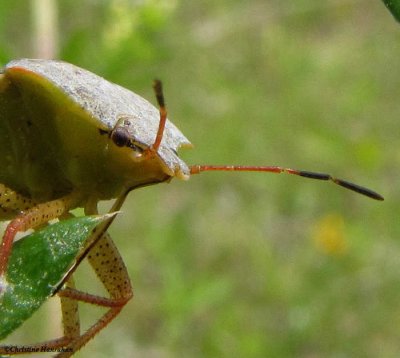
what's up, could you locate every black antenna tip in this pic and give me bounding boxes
[334,179,384,201]
[153,79,165,107]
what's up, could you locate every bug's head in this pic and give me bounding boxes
[102,82,192,189]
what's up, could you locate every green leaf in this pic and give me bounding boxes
[0,214,112,339]
[382,0,400,23]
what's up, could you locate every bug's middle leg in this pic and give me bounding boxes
[0,231,133,357]
[55,232,133,357]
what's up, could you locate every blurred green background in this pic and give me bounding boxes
[1,1,398,357]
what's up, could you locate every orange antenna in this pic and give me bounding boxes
[151,79,167,152]
[190,165,384,201]
[152,80,383,201]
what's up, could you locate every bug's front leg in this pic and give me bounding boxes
[0,189,82,289]
[54,232,133,357]
[0,184,38,214]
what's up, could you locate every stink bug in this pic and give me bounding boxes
[0,59,383,357]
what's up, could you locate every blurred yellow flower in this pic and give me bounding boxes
[312,213,347,256]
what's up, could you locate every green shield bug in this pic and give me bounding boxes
[0,59,384,356]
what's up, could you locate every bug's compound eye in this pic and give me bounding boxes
[109,125,144,159]
[110,127,131,147]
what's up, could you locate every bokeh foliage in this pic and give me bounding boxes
[382,0,400,22]
[0,215,110,341]
[0,1,398,357]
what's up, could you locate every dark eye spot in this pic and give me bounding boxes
[110,127,130,147]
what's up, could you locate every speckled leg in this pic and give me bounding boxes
[0,230,132,357]
[55,232,133,357]
[0,183,38,219]
[0,191,82,284]
[0,190,132,356]
[60,277,81,342]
